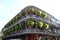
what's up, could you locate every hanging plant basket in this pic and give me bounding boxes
[11,28,14,33]
[28,8,34,13]
[18,16,20,20]
[15,26,19,31]
[44,23,49,30]
[42,13,47,18]
[8,23,10,26]
[38,21,43,29]
[27,20,34,28]
[16,16,19,21]
[36,10,42,16]
[8,30,10,34]
[14,18,16,22]
[12,28,15,32]
[9,21,11,26]
[7,23,9,27]
[4,32,6,35]
[11,19,14,24]
[10,29,12,33]
[19,22,25,29]
[20,11,25,18]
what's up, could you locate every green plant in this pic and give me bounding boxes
[38,21,43,28]
[15,26,19,31]
[20,12,25,16]
[16,16,18,19]
[8,23,10,26]
[44,24,49,29]
[28,7,34,13]
[10,28,13,32]
[19,22,25,29]
[37,10,42,16]
[8,29,11,33]
[4,30,8,35]
[9,21,11,25]
[4,31,6,35]
[7,23,9,27]
[48,29,51,32]
[27,20,34,27]
[11,19,14,24]
[14,18,16,22]
[12,28,15,32]
[42,13,47,18]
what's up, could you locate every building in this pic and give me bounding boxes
[0,32,3,40]
[2,6,60,40]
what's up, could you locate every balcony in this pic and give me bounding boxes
[4,28,59,38]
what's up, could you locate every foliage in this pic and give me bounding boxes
[38,21,43,28]
[27,20,34,26]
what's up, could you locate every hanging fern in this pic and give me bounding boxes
[42,13,47,18]
[11,19,13,23]
[20,12,25,16]
[15,26,19,31]
[14,18,16,22]
[36,10,42,16]
[19,22,25,29]
[38,21,43,28]
[12,27,15,32]
[28,7,34,13]
[44,24,49,29]
[27,20,34,26]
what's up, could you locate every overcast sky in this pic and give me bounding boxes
[0,0,60,32]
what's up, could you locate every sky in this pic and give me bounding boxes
[0,0,60,32]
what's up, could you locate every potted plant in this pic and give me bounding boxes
[8,21,11,26]
[20,11,25,18]
[44,23,49,30]
[14,18,16,23]
[27,20,35,29]
[10,28,13,33]
[9,29,11,33]
[27,7,34,15]
[16,16,19,21]
[4,31,6,35]
[38,21,43,29]
[42,13,47,18]
[8,23,10,27]
[48,29,51,32]
[29,8,34,13]
[11,19,14,24]
[19,22,25,29]
[7,30,10,34]
[12,27,15,33]
[36,10,42,16]
[15,26,19,31]
[7,23,9,27]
